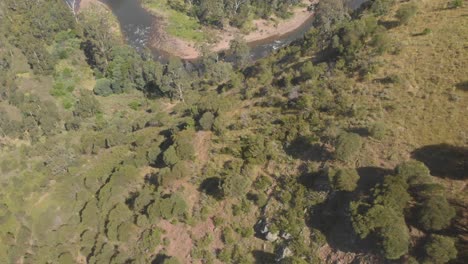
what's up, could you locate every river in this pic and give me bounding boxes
[79,0,368,62]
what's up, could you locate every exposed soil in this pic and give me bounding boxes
[158,219,194,263]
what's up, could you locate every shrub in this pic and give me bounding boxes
[368,122,387,140]
[370,0,395,15]
[74,91,101,118]
[334,132,363,162]
[128,101,141,110]
[174,130,195,160]
[241,135,267,164]
[331,168,360,191]
[222,174,252,198]
[212,113,227,136]
[147,193,187,221]
[94,78,113,96]
[421,28,432,35]
[396,3,418,25]
[161,256,181,264]
[163,146,179,166]
[380,221,410,260]
[449,0,463,8]
[170,161,190,179]
[417,196,456,231]
[424,235,457,263]
[199,111,215,131]
[395,160,430,184]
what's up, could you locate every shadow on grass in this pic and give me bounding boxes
[356,167,393,191]
[307,191,376,255]
[411,144,468,180]
[199,177,223,200]
[378,20,400,29]
[284,136,329,161]
[455,81,468,92]
[252,250,276,264]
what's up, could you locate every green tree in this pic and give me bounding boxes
[199,111,215,131]
[174,129,195,160]
[229,37,250,69]
[424,235,457,264]
[222,174,252,198]
[74,91,101,118]
[163,146,179,166]
[331,168,360,191]
[334,132,362,162]
[94,78,113,96]
[380,221,410,260]
[395,160,430,185]
[417,196,456,231]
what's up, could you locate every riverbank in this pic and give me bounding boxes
[78,0,317,60]
[149,0,317,59]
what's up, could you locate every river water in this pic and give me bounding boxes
[86,0,367,62]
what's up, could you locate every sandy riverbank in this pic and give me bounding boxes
[154,0,317,59]
[78,0,95,10]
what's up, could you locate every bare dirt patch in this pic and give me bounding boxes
[193,131,212,167]
[158,219,194,263]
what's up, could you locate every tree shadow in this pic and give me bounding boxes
[347,127,370,137]
[411,144,468,180]
[284,136,329,161]
[151,254,172,264]
[199,177,223,200]
[298,170,329,191]
[251,250,276,264]
[455,81,468,92]
[356,167,393,192]
[307,192,376,255]
[378,20,400,29]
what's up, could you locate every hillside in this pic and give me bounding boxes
[0,0,466,263]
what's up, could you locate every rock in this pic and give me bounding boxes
[266,232,279,242]
[281,232,292,240]
[254,218,269,236]
[275,245,293,261]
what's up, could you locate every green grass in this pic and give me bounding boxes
[143,0,207,42]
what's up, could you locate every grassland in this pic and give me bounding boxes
[142,0,208,42]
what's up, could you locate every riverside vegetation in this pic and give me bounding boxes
[0,0,466,263]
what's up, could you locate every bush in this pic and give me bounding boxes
[424,235,457,263]
[174,130,195,160]
[396,3,418,25]
[417,196,456,231]
[199,111,215,131]
[94,78,113,96]
[147,193,187,220]
[334,132,363,162]
[368,122,387,140]
[74,91,101,118]
[395,160,430,184]
[163,146,179,166]
[380,222,410,260]
[241,135,267,164]
[449,0,463,8]
[161,256,181,264]
[331,168,360,191]
[222,174,252,198]
[370,0,395,15]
